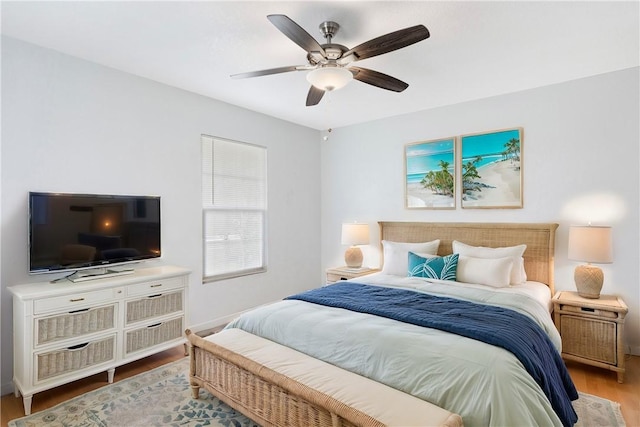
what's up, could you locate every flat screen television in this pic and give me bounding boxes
[29,192,161,276]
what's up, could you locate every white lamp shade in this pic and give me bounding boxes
[341,223,370,246]
[306,67,353,91]
[568,225,613,264]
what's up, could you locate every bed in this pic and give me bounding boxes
[187,222,578,427]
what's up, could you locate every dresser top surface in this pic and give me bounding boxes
[8,265,190,299]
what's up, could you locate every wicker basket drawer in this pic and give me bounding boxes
[125,317,183,355]
[36,304,116,346]
[126,291,183,325]
[561,315,616,364]
[36,335,116,382]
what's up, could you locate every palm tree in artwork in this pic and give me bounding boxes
[501,149,509,162]
[504,138,520,164]
[421,160,454,196]
[462,156,483,195]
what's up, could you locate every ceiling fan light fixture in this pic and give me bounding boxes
[306,67,352,91]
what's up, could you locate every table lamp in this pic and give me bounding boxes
[341,223,370,268]
[568,225,613,299]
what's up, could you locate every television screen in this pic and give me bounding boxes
[29,192,161,274]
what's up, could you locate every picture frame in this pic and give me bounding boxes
[460,127,523,209]
[405,137,456,209]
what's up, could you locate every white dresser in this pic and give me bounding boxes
[9,265,190,415]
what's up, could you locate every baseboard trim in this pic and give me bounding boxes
[186,300,280,336]
[1,381,14,397]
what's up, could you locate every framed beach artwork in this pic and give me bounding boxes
[405,137,456,209]
[460,127,523,209]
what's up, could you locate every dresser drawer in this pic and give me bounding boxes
[36,303,117,346]
[34,288,115,314]
[126,277,185,297]
[125,317,183,356]
[36,335,116,382]
[126,291,183,325]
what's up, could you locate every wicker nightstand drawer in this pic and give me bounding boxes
[558,304,619,319]
[560,315,616,364]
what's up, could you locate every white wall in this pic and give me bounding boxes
[321,67,640,355]
[0,37,321,393]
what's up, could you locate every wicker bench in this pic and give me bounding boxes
[186,328,463,427]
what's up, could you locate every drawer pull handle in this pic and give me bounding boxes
[68,342,89,351]
[147,323,163,329]
[69,298,85,302]
[581,307,595,312]
[150,284,163,288]
[147,294,163,299]
[69,308,90,314]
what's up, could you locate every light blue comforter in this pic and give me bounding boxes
[227,276,566,426]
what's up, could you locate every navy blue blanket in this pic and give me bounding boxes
[286,282,578,427]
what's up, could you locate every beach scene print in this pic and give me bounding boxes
[405,138,455,208]
[461,128,522,208]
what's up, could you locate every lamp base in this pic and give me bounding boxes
[574,264,604,299]
[344,246,363,268]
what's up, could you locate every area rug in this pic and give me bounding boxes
[9,357,258,427]
[8,356,626,427]
[573,391,626,427]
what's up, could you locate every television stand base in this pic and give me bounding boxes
[54,267,135,283]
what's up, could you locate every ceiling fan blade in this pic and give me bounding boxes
[306,85,325,106]
[267,14,326,57]
[350,66,409,92]
[339,25,429,64]
[231,65,301,79]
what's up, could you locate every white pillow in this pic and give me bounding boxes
[381,240,440,276]
[452,240,527,285]
[457,255,513,288]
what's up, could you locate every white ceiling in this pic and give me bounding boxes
[2,1,638,130]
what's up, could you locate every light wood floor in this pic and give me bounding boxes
[566,355,640,426]
[2,347,639,426]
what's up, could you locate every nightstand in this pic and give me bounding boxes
[326,266,379,284]
[552,291,628,383]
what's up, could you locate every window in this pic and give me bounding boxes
[201,135,267,281]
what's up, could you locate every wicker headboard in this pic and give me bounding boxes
[379,222,559,293]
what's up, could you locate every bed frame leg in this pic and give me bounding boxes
[331,413,340,427]
[190,384,200,399]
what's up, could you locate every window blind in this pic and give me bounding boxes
[202,135,267,281]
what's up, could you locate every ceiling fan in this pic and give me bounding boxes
[231,15,430,106]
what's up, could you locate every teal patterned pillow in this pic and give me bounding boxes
[408,252,459,281]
